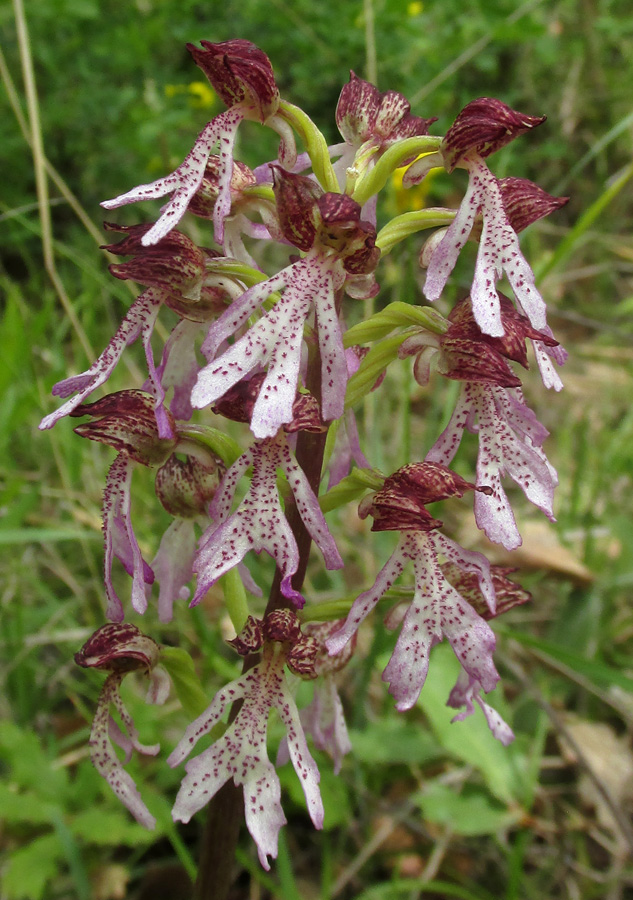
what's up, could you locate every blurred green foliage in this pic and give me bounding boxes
[2,0,633,897]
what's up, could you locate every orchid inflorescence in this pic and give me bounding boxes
[43,39,567,868]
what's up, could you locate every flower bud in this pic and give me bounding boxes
[441,98,546,172]
[336,71,435,150]
[262,609,302,644]
[227,615,264,655]
[75,623,160,674]
[187,39,280,122]
[155,453,224,517]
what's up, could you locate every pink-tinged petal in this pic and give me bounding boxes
[90,674,156,828]
[146,665,171,705]
[193,438,305,608]
[209,447,253,524]
[382,534,499,710]
[40,290,164,432]
[102,109,243,246]
[532,338,566,392]
[326,549,407,657]
[447,669,514,745]
[311,263,347,422]
[279,431,343,571]
[423,174,480,304]
[154,320,203,422]
[326,411,371,488]
[474,479,521,551]
[275,682,324,829]
[150,519,196,623]
[200,270,288,364]
[168,675,248,768]
[103,455,153,621]
[425,388,472,467]
[432,531,496,615]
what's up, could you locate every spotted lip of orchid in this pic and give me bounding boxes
[327,462,500,714]
[168,609,323,870]
[441,97,546,173]
[191,169,378,439]
[426,381,558,550]
[336,71,436,151]
[193,422,342,609]
[187,39,280,122]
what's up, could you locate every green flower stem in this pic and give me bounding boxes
[279,100,339,193]
[220,567,250,634]
[377,208,456,255]
[352,137,442,206]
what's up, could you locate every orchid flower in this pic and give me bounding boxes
[192,170,379,438]
[168,611,323,870]
[327,463,501,712]
[75,624,170,828]
[102,40,287,246]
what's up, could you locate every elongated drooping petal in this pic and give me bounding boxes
[328,531,498,711]
[194,434,341,609]
[169,636,322,871]
[40,290,168,435]
[424,158,547,337]
[102,109,244,246]
[103,455,154,621]
[89,674,158,828]
[427,383,557,549]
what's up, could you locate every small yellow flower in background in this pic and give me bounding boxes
[388,156,439,215]
[187,81,216,109]
[164,81,216,110]
[408,1,424,16]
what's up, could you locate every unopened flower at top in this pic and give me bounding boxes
[336,71,435,152]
